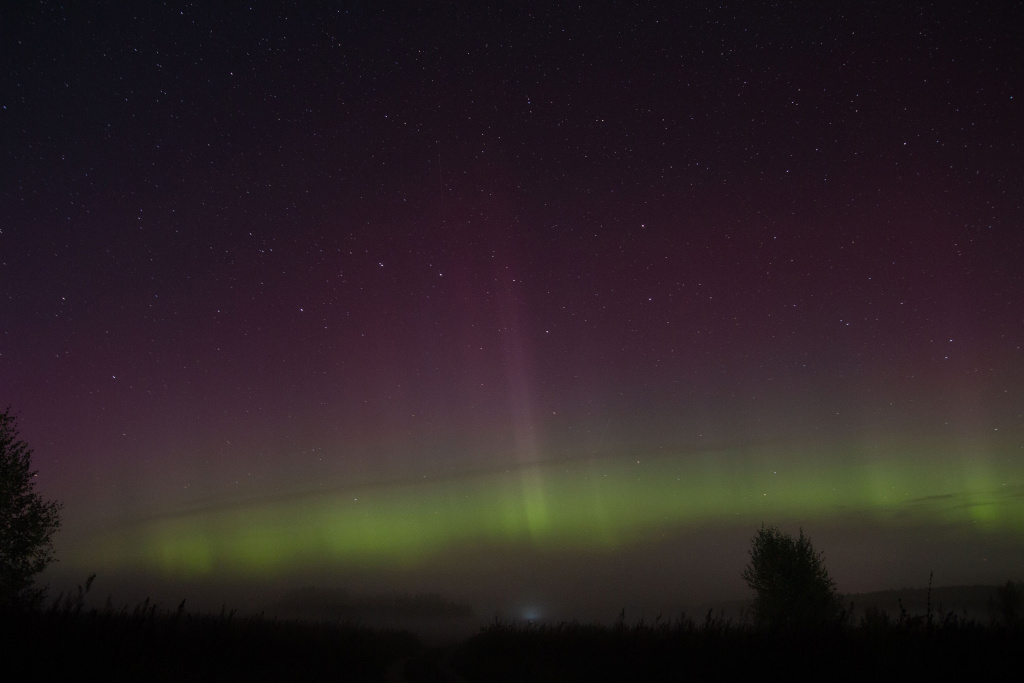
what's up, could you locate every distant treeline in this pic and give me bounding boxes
[273,586,475,619]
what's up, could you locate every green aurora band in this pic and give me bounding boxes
[79,437,1024,578]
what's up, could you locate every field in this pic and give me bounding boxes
[452,609,1021,682]
[2,579,1021,682]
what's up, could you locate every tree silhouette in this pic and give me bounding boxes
[742,524,842,631]
[0,407,63,607]
[993,580,1022,627]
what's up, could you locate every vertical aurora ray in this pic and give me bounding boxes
[497,254,550,539]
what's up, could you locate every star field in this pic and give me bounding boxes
[1,2,1022,617]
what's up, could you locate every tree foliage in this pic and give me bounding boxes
[0,408,63,607]
[993,580,1022,627]
[742,525,842,631]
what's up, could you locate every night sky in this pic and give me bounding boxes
[2,2,1022,621]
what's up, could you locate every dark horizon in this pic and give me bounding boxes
[4,2,1022,624]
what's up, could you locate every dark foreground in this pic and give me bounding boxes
[3,593,1021,682]
[1,592,418,682]
[451,612,1022,682]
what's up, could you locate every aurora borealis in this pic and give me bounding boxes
[83,436,1024,576]
[2,2,1022,620]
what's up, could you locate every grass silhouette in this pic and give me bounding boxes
[0,576,420,682]
[450,594,1024,682]
[4,574,1021,681]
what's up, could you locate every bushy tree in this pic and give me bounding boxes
[0,408,63,607]
[992,580,1022,627]
[742,525,842,631]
